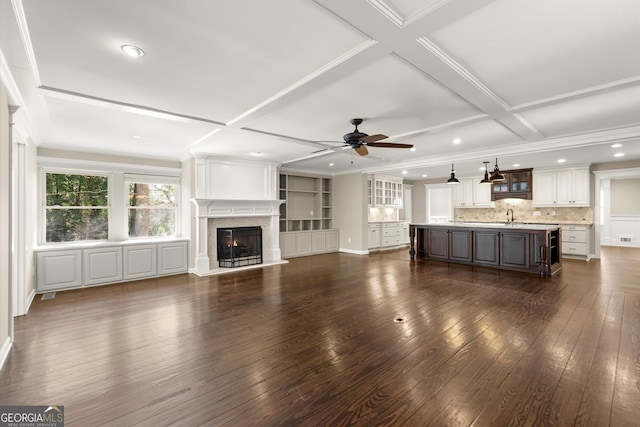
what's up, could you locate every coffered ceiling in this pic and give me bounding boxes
[1,0,639,180]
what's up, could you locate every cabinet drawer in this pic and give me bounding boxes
[382,237,402,246]
[563,242,587,255]
[563,230,586,243]
[383,228,401,237]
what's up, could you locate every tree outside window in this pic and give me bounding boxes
[45,173,109,242]
[128,182,176,238]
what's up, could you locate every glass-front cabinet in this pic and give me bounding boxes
[369,175,403,207]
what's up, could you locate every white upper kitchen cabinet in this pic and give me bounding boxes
[454,178,493,208]
[533,167,590,207]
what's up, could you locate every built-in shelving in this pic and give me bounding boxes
[279,173,338,258]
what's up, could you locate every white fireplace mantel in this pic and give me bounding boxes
[191,198,285,275]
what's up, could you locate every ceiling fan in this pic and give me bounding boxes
[339,118,413,156]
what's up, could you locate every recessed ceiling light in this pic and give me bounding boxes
[422,174,428,178]
[611,143,623,148]
[557,158,566,163]
[121,45,145,58]
[329,163,335,167]
[479,166,486,171]
[614,152,625,157]
[402,170,408,175]
[453,138,461,144]
[133,135,142,139]
[250,152,263,156]
[410,147,416,152]
[512,163,520,167]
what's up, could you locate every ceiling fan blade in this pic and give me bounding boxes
[365,142,414,148]
[360,134,388,143]
[354,145,368,156]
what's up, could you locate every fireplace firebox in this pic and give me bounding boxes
[217,226,263,268]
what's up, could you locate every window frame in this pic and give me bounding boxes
[124,174,181,240]
[39,168,181,245]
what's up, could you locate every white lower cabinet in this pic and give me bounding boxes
[36,249,82,292]
[84,247,123,286]
[562,225,591,259]
[158,241,189,275]
[279,229,339,258]
[35,239,189,292]
[370,222,410,249]
[124,245,157,280]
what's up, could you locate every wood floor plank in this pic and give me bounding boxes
[1,247,639,426]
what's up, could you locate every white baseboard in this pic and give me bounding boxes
[339,248,369,255]
[0,337,12,371]
[25,289,36,315]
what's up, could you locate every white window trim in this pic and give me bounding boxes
[124,174,181,240]
[39,169,181,245]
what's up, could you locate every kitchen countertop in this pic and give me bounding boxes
[410,222,561,231]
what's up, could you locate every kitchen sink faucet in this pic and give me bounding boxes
[506,208,515,223]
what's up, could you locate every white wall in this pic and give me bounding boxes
[333,173,367,254]
[1,84,13,367]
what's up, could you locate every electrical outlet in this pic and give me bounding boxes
[347,237,352,243]
[551,210,556,216]
[310,210,313,216]
[533,211,541,216]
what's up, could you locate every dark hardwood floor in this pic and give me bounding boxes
[1,247,639,426]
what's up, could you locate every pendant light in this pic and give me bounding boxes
[480,161,491,184]
[490,157,505,181]
[446,163,459,184]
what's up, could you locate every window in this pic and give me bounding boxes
[41,168,180,244]
[126,176,178,238]
[45,173,109,242]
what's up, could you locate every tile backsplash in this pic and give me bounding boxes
[454,199,593,224]
[369,207,399,222]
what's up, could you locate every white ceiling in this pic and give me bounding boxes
[1,0,639,181]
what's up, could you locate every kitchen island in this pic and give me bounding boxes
[409,222,562,276]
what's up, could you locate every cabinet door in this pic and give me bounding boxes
[427,229,449,259]
[158,241,188,275]
[84,247,123,286]
[473,180,493,207]
[570,169,590,205]
[532,172,557,205]
[296,233,312,255]
[556,170,573,205]
[123,244,157,280]
[311,231,326,253]
[500,233,530,269]
[474,231,499,265]
[280,233,297,258]
[454,179,474,207]
[368,226,381,248]
[449,230,472,261]
[325,230,339,251]
[36,249,82,291]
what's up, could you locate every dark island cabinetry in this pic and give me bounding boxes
[410,223,561,276]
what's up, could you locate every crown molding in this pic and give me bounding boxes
[11,0,41,86]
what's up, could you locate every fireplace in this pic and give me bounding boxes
[217,226,263,268]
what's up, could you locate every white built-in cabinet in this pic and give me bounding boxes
[533,167,591,207]
[453,178,494,208]
[368,222,409,249]
[36,239,188,292]
[279,172,339,258]
[368,175,404,207]
[562,225,592,259]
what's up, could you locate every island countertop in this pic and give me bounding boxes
[409,222,561,231]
